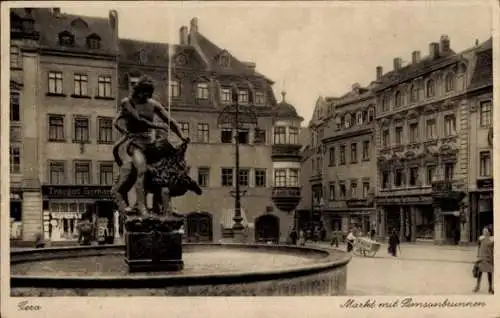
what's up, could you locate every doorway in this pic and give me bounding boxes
[255,214,280,243]
[186,212,213,242]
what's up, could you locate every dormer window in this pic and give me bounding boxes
[255,91,265,105]
[170,80,180,97]
[196,82,209,100]
[59,31,75,46]
[238,90,249,104]
[219,54,230,67]
[356,112,363,126]
[220,87,231,103]
[86,34,101,49]
[445,73,455,92]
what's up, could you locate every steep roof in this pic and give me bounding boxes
[119,38,169,66]
[468,37,493,91]
[28,8,117,56]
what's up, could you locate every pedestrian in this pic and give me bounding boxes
[370,227,376,241]
[474,226,494,294]
[346,229,356,252]
[290,228,298,245]
[330,229,340,247]
[320,226,326,242]
[298,229,305,246]
[388,229,400,257]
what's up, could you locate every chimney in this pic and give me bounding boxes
[440,35,450,53]
[352,83,360,93]
[411,50,421,64]
[179,26,188,45]
[393,57,402,71]
[188,17,198,45]
[376,66,383,80]
[108,10,118,30]
[429,42,440,59]
[243,62,256,71]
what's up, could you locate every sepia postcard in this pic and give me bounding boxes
[1,0,499,317]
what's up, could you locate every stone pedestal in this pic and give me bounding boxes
[124,216,184,273]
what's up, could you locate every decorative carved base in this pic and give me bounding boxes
[124,216,184,273]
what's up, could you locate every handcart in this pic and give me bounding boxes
[353,237,381,257]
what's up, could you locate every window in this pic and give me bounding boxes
[350,181,357,198]
[289,127,299,144]
[10,146,21,174]
[356,112,363,126]
[409,123,419,143]
[350,143,357,163]
[170,80,180,98]
[221,168,233,187]
[444,163,454,181]
[382,130,390,148]
[362,141,370,161]
[238,90,249,104]
[426,79,435,97]
[329,183,336,201]
[255,169,266,187]
[86,35,101,49]
[426,118,436,139]
[48,115,65,141]
[220,88,231,103]
[395,91,403,107]
[10,92,20,121]
[480,101,492,127]
[237,129,249,144]
[410,85,418,102]
[98,117,113,143]
[255,92,265,105]
[49,161,65,184]
[180,122,190,137]
[274,169,287,187]
[394,168,405,187]
[368,108,375,122]
[254,128,266,144]
[59,32,74,46]
[273,126,287,144]
[197,123,209,143]
[196,83,209,99]
[99,162,114,185]
[409,167,419,186]
[289,169,299,187]
[395,127,403,145]
[97,75,112,98]
[10,46,20,68]
[74,117,89,143]
[48,71,63,94]
[221,128,233,143]
[445,73,455,92]
[381,171,390,189]
[198,167,210,187]
[444,115,456,136]
[426,166,436,185]
[219,55,230,67]
[339,182,347,199]
[74,161,91,185]
[382,95,390,112]
[362,182,370,198]
[480,151,492,177]
[344,113,352,128]
[73,74,88,96]
[329,147,336,166]
[339,145,346,165]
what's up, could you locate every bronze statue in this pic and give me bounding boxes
[112,75,201,222]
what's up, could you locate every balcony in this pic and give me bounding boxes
[431,180,466,202]
[346,198,373,208]
[271,144,302,160]
[271,186,301,212]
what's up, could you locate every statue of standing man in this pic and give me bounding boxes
[112,75,190,217]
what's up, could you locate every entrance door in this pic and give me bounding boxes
[186,212,213,242]
[255,214,280,243]
[444,215,460,245]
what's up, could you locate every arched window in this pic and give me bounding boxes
[356,111,363,126]
[335,115,342,130]
[344,113,352,128]
[381,95,390,112]
[368,107,375,122]
[445,73,455,92]
[426,79,435,98]
[410,84,418,103]
[395,91,403,107]
[58,31,74,46]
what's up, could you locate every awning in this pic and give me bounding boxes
[50,212,82,219]
[220,208,248,229]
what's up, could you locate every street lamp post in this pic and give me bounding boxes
[218,85,258,242]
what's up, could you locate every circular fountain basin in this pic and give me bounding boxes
[11,243,351,296]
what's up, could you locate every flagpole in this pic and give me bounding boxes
[167,44,172,139]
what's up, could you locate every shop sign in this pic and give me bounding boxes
[477,179,493,189]
[42,185,113,199]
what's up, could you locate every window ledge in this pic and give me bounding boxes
[48,139,66,143]
[71,94,92,99]
[10,67,23,71]
[46,93,67,97]
[72,140,91,144]
[97,141,114,145]
[94,96,115,101]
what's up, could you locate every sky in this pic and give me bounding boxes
[61,2,492,125]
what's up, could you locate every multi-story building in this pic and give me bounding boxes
[321,83,377,237]
[465,38,493,242]
[117,18,302,243]
[373,35,492,244]
[9,7,120,242]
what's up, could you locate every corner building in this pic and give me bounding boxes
[9,8,119,242]
[374,35,491,244]
[117,18,302,243]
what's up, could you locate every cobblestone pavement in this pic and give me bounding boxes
[313,242,488,295]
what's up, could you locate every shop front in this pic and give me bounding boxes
[470,178,493,241]
[41,185,117,243]
[10,190,23,239]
